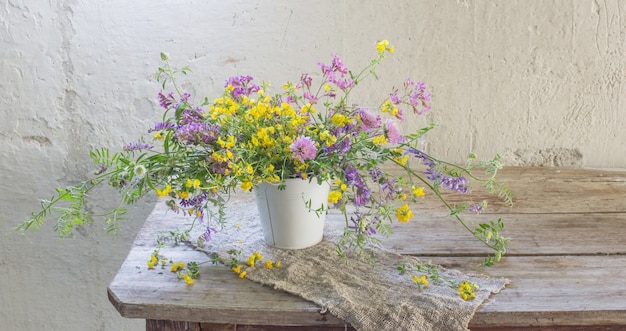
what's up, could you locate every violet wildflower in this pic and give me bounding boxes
[408,148,470,194]
[123,141,154,152]
[468,201,487,214]
[390,93,401,105]
[202,225,217,242]
[290,136,317,163]
[348,213,378,236]
[318,54,354,91]
[94,163,107,175]
[148,122,177,133]
[179,108,205,126]
[300,73,313,89]
[354,187,372,207]
[158,91,175,109]
[225,75,261,100]
[174,123,219,145]
[303,91,318,104]
[380,178,399,201]
[344,165,371,207]
[405,79,431,115]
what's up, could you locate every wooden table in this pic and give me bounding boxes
[108,167,626,330]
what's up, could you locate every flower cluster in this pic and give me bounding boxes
[18,40,511,266]
[147,244,199,285]
[459,281,479,301]
[227,249,281,280]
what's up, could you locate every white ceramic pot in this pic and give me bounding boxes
[254,178,330,249]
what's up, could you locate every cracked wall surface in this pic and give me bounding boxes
[1,1,625,330]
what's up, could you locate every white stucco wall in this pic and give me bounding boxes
[0,1,624,330]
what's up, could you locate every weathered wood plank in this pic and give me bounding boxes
[385,166,626,214]
[382,212,626,256]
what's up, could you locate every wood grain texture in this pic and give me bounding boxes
[107,167,626,330]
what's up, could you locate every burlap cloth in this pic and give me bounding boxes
[190,195,508,331]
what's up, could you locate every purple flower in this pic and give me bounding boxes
[380,178,399,201]
[202,225,217,242]
[123,141,154,152]
[174,123,219,145]
[404,78,431,115]
[225,75,261,100]
[468,201,485,214]
[358,108,381,130]
[318,54,354,91]
[348,213,378,236]
[390,93,401,105]
[303,91,318,104]
[344,164,371,206]
[300,73,313,89]
[354,187,372,206]
[158,91,175,109]
[408,148,469,194]
[290,136,317,163]
[384,119,405,144]
[441,176,469,194]
[94,163,107,175]
[148,122,177,133]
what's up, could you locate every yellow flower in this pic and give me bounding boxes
[239,271,247,279]
[330,113,350,127]
[245,163,254,174]
[395,204,414,223]
[328,190,342,204]
[183,274,194,285]
[275,262,281,268]
[372,135,388,145]
[156,184,172,197]
[382,99,399,116]
[232,265,241,274]
[301,103,315,114]
[319,130,337,146]
[178,190,190,199]
[153,131,164,140]
[413,275,428,288]
[396,155,409,166]
[241,181,253,191]
[264,260,273,269]
[412,186,425,197]
[147,255,158,269]
[248,255,256,267]
[459,281,477,300]
[376,39,390,53]
[253,251,263,260]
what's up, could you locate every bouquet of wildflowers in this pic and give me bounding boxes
[18,40,511,265]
